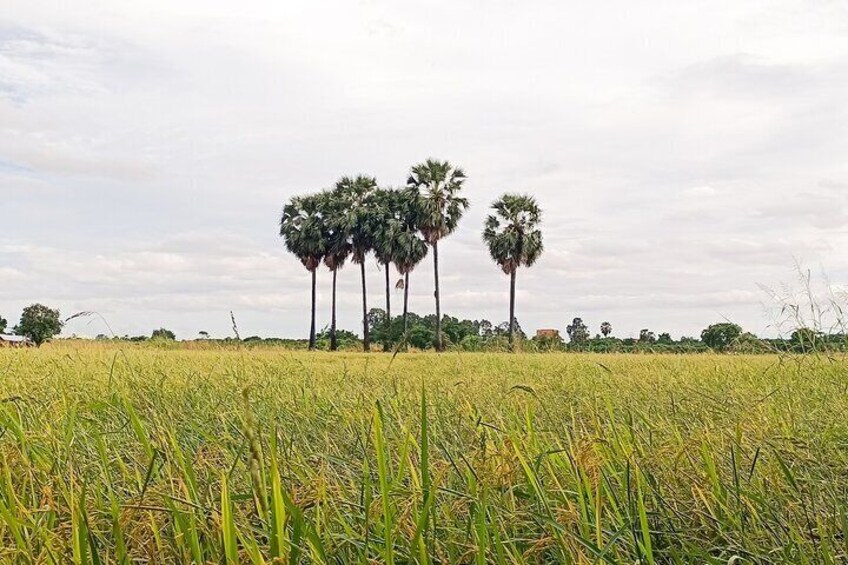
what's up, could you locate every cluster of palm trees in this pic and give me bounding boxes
[279,158,543,351]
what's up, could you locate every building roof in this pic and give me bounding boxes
[0,334,30,342]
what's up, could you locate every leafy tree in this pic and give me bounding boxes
[14,304,63,346]
[407,159,469,351]
[483,193,544,349]
[678,336,704,351]
[639,329,656,343]
[151,328,176,340]
[198,331,209,339]
[367,308,388,335]
[700,322,742,351]
[495,318,527,341]
[657,332,673,345]
[600,321,612,337]
[441,315,481,346]
[459,334,483,351]
[280,193,327,350]
[566,317,590,345]
[790,327,822,352]
[478,319,494,338]
[316,328,360,350]
[334,175,379,352]
[408,324,435,350]
[736,332,766,352]
[0,315,7,334]
[494,319,526,340]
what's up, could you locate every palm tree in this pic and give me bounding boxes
[334,175,379,352]
[389,188,429,341]
[600,321,612,337]
[318,189,351,351]
[372,188,400,350]
[407,159,469,351]
[373,187,429,344]
[482,193,543,349]
[279,193,327,350]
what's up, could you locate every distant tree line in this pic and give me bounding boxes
[131,317,848,354]
[5,302,848,354]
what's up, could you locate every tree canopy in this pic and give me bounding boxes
[407,159,469,244]
[151,328,176,340]
[15,304,63,346]
[700,323,742,351]
[482,194,543,274]
[279,193,327,272]
[566,317,590,344]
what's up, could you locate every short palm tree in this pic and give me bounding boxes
[407,159,469,351]
[318,189,351,351]
[334,175,379,352]
[279,193,327,350]
[482,193,543,349]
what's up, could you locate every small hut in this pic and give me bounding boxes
[535,329,561,340]
[0,334,34,347]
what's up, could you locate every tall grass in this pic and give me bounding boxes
[0,344,847,562]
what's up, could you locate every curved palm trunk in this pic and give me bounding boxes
[384,264,391,351]
[403,272,410,351]
[433,240,442,351]
[309,269,317,350]
[361,261,370,352]
[330,268,338,351]
[509,270,516,350]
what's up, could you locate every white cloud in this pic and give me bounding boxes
[1,0,847,339]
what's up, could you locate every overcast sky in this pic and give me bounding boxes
[1,0,847,340]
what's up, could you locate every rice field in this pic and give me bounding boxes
[1,344,847,563]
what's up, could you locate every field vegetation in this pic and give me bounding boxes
[1,343,847,563]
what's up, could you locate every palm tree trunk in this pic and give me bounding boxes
[433,240,442,351]
[403,272,410,351]
[330,268,338,351]
[384,264,391,351]
[309,269,317,350]
[509,269,516,350]
[385,264,391,320]
[361,261,370,352]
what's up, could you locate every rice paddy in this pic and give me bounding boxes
[1,343,847,563]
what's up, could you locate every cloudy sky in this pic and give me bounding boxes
[2,0,847,340]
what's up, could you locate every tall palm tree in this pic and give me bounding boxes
[482,193,543,349]
[407,159,469,351]
[372,188,400,350]
[334,175,379,352]
[600,321,612,337]
[318,189,351,351]
[279,193,327,350]
[389,188,429,340]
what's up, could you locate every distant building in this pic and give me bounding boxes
[0,334,34,347]
[535,329,561,340]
